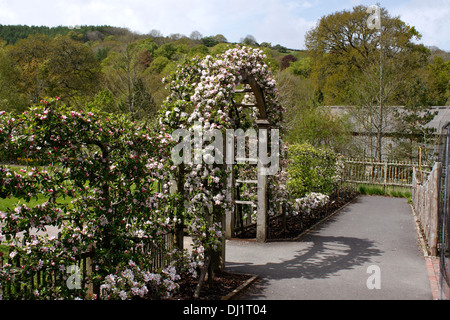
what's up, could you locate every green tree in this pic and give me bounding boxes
[8,34,52,104]
[276,70,350,153]
[213,34,228,43]
[241,34,257,46]
[154,43,176,59]
[392,78,438,162]
[426,56,450,105]
[9,34,101,105]
[289,57,311,78]
[305,5,431,161]
[47,36,102,100]
[119,78,157,120]
[189,44,210,57]
[149,56,170,73]
[0,41,27,112]
[84,89,117,113]
[201,36,219,47]
[305,5,426,105]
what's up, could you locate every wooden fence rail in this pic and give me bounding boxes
[342,159,432,188]
[0,246,95,298]
[412,162,441,256]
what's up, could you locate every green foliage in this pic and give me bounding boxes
[427,56,450,105]
[391,77,438,161]
[273,44,289,53]
[275,70,351,152]
[0,244,8,257]
[189,44,210,57]
[119,78,157,120]
[8,34,101,104]
[95,47,110,61]
[0,19,447,164]
[85,89,117,113]
[137,38,158,55]
[286,143,342,199]
[0,41,28,112]
[154,43,176,59]
[289,57,311,78]
[150,56,170,73]
[0,24,133,45]
[305,5,431,106]
[286,105,351,152]
[201,36,219,47]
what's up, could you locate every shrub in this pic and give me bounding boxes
[280,54,297,70]
[294,192,329,215]
[286,143,342,199]
[289,57,311,78]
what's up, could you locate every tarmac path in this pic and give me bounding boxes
[225,195,433,300]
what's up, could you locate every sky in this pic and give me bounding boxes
[0,0,449,51]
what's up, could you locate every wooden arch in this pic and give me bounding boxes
[224,71,272,242]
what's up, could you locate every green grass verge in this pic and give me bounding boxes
[357,184,412,202]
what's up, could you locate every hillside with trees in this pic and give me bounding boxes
[0,4,449,163]
[0,24,302,116]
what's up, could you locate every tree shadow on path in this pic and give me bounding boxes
[227,234,382,283]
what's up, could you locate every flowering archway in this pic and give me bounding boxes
[160,46,287,285]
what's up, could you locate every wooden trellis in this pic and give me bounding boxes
[224,71,271,242]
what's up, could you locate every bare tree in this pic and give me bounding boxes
[103,42,156,120]
[241,35,257,46]
[149,29,163,38]
[189,30,203,41]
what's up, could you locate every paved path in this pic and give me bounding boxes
[225,195,434,300]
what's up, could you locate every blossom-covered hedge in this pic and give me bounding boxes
[0,98,203,300]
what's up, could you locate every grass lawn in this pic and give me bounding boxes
[0,194,73,212]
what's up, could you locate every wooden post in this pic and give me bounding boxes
[225,168,235,239]
[429,162,441,256]
[257,166,268,242]
[175,164,185,250]
[224,128,235,239]
[256,119,270,243]
[86,243,95,297]
[412,167,417,209]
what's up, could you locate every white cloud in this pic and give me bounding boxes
[252,0,317,48]
[0,0,18,22]
[390,0,450,50]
